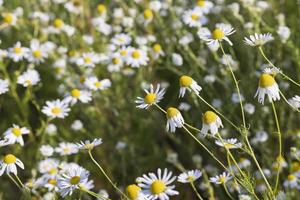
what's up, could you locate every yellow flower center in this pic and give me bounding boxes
[112,58,120,65]
[126,184,141,200]
[212,28,225,40]
[54,19,64,28]
[191,14,199,21]
[14,47,22,54]
[84,144,94,150]
[259,73,275,88]
[12,127,22,137]
[132,50,141,59]
[71,89,81,98]
[33,50,42,58]
[144,93,157,104]
[25,80,32,86]
[166,107,180,119]
[187,176,195,182]
[219,177,226,184]
[224,143,235,149]
[84,57,92,64]
[4,14,14,24]
[70,176,80,185]
[51,107,61,115]
[151,180,166,195]
[94,81,101,88]
[120,50,127,56]
[97,4,106,14]
[48,179,57,185]
[291,162,300,172]
[197,0,205,7]
[68,50,76,57]
[49,168,58,175]
[4,154,17,164]
[287,174,296,181]
[153,44,162,53]
[144,9,153,20]
[203,111,218,124]
[179,75,193,87]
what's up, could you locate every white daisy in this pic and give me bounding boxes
[7,41,29,62]
[125,47,149,68]
[283,174,298,189]
[111,33,132,46]
[137,168,179,200]
[76,138,102,151]
[166,107,184,133]
[55,142,78,156]
[0,79,9,95]
[254,73,280,104]
[198,23,235,49]
[244,33,273,47]
[26,39,48,63]
[3,124,30,146]
[178,169,202,183]
[238,158,251,169]
[143,9,154,25]
[179,75,202,97]
[263,66,282,76]
[64,1,83,15]
[42,99,71,119]
[182,9,208,27]
[151,44,165,59]
[135,84,165,109]
[2,12,17,26]
[96,4,107,17]
[215,138,242,149]
[107,52,123,72]
[195,0,214,14]
[126,184,147,200]
[17,69,40,87]
[76,52,101,68]
[39,145,54,157]
[289,95,300,109]
[84,77,111,91]
[0,154,24,176]
[200,111,223,136]
[57,165,90,197]
[38,158,60,175]
[210,172,232,184]
[64,88,92,105]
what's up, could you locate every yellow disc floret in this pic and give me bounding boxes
[126,184,141,200]
[14,47,22,54]
[3,13,14,24]
[197,0,206,7]
[151,180,166,195]
[179,75,193,87]
[191,14,199,21]
[54,19,64,28]
[203,111,217,124]
[70,176,80,185]
[33,50,42,58]
[4,154,17,164]
[212,28,225,40]
[259,73,275,88]
[12,127,22,137]
[71,89,81,98]
[97,4,106,15]
[132,50,141,59]
[144,9,153,20]
[153,44,162,53]
[144,93,157,104]
[166,107,180,119]
[51,107,61,115]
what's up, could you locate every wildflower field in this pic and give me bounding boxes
[1,0,300,199]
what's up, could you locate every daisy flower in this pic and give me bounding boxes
[210,172,232,185]
[283,174,298,189]
[111,33,132,46]
[57,165,90,197]
[137,168,179,200]
[263,66,282,76]
[166,107,184,133]
[215,138,242,149]
[244,33,273,47]
[254,73,280,104]
[7,41,29,62]
[27,39,48,63]
[3,124,30,146]
[198,23,236,49]
[125,47,149,68]
[64,88,92,105]
[200,111,223,136]
[0,79,9,95]
[195,0,214,14]
[55,142,78,156]
[143,9,154,25]
[135,84,165,109]
[42,99,71,119]
[84,77,111,91]
[76,52,101,68]
[64,1,83,15]
[76,138,102,151]
[238,158,251,169]
[17,69,40,87]
[151,44,165,59]
[97,4,107,17]
[107,52,123,72]
[179,75,202,97]
[0,154,24,176]
[178,169,202,183]
[2,12,17,26]
[126,184,147,200]
[40,145,54,157]
[182,9,208,27]
[38,158,60,175]
[289,95,300,109]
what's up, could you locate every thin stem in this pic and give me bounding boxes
[190,181,204,200]
[219,43,246,128]
[88,150,129,200]
[7,174,22,190]
[271,101,282,193]
[14,174,24,188]
[223,183,234,200]
[80,186,111,200]
[154,103,166,114]
[279,90,300,112]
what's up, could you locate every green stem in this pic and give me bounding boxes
[190,181,204,200]
[80,187,111,200]
[14,174,24,188]
[7,174,22,190]
[223,183,234,200]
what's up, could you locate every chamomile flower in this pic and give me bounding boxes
[55,142,78,156]
[289,95,300,109]
[0,154,24,176]
[196,0,214,14]
[143,9,154,25]
[238,158,251,169]
[210,172,232,185]
[42,99,71,119]
[46,18,75,36]
[2,12,17,26]
[215,138,242,149]
[200,111,223,136]
[198,23,235,49]
[182,9,208,27]
[64,0,83,15]
[84,77,111,91]
[3,124,30,146]
[17,69,40,87]
[151,44,165,59]
[244,33,273,47]
[135,84,165,109]
[38,158,60,175]
[8,42,29,62]
[27,39,48,63]
[76,52,101,68]
[166,107,184,133]
[57,165,90,197]
[0,79,9,95]
[263,66,282,76]
[126,184,147,200]
[137,168,179,200]
[254,73,280,104]
[178,169,202,183]
[64,89,92,105]
[97,4,107,17]
[179,75,202,97]
[283,174,299,189]
[126,48,149,68]
[111,33,132,46]
[76,138,102,150]
[40,145,54,157]
[107,52,123,72]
